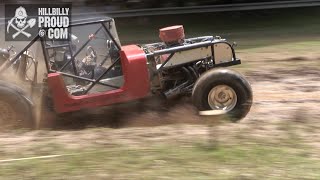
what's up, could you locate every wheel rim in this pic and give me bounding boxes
[207,85,237,112]
[0,101,17,127]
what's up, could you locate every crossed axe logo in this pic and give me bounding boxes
[7,6,36,39]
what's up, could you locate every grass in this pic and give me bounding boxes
[0,139,319,179]
[0,118,319,179]
[242,40,320,53]
[115,7,320,49]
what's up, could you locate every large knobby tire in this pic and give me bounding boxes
[192,68,252,122]
[0,84,34,129]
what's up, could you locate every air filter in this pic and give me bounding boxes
[159,25,185,45]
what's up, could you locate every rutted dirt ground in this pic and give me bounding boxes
[0,49,320,155]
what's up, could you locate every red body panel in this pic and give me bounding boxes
[47,45,150,113]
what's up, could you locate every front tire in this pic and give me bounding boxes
[192,69,252,122]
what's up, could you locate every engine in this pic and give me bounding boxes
[143,26,235,98]
[142,26,208,98]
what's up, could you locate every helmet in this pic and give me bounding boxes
[15,6,27,19]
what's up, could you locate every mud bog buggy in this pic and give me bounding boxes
[0,17,252,129]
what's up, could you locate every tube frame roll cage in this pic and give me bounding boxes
[0,18,122,94]
[145,36,241,73]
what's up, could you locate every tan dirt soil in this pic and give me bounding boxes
[0,51,319,154]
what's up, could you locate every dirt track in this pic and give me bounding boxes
[0,50,320,153]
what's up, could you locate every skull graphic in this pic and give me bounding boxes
[14,6,27,29]
[7,6,36,39]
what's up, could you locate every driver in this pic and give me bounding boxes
[48,34,79,70]
[76,46,97,80]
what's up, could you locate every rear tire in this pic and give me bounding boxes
[192,68,252,122]
[0,84,34,129]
